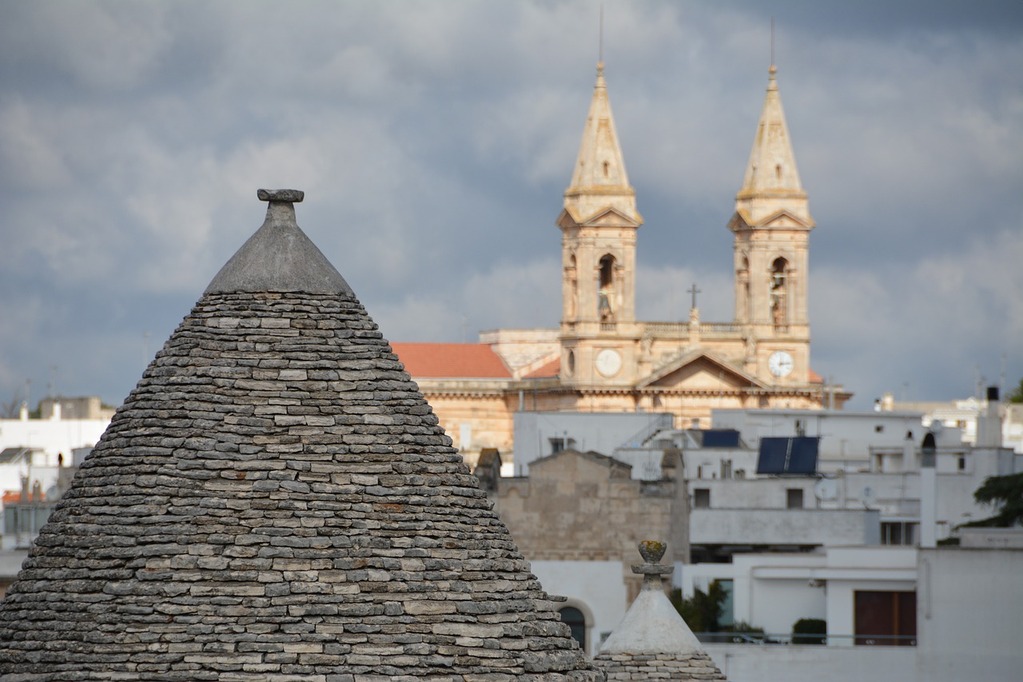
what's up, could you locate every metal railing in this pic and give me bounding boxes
[694,632,916,646]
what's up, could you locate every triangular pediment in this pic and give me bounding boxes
[761,208,814,229]
[638,349,766,391]
[558,205,641,230]
[728,208,813,232]
[530,448,632,480]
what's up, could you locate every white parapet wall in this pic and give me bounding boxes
[529,559,629,657]
[704,643,917,682]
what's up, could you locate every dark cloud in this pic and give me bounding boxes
[0,0,1019,411]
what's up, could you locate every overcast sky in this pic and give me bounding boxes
[0,0,1020,413]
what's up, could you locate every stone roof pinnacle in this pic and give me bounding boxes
[204,189,353,296]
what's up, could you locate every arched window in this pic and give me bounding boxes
[559,606,586,652]
[598,254,616,321]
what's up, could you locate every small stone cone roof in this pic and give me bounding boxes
[0,190,602,681]
[594,541,726,681]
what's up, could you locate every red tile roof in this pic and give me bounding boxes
[808,368,824,384]
[391,343,512,378]
[523,357,560,379]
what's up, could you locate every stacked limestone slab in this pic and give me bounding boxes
[0,190,603,681]
[593,541,726,681]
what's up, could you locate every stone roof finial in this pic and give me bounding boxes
[634,539,673,590]
[257,188,305,203]
[203,187,354,296]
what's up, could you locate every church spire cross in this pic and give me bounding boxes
[688,283,701,310]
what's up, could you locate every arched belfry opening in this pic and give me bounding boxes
[598,254,616,322]
[770,256,789,327]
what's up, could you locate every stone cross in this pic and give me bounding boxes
[687,283,701,311]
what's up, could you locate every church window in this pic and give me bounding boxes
[775,163,782,180]
[567,350,575,376]
[602,160,610,177]
[598,254,616,322]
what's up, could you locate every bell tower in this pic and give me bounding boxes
[728,64,814,385]
[557,62,643,387]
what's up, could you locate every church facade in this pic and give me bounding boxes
[393,62,849,466]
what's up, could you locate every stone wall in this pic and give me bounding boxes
[489,449,688,602]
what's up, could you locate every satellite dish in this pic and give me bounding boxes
[861,485,877,507]
[814,478,837,501]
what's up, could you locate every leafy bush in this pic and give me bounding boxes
[669,580,726,633]
[792,618,826,645]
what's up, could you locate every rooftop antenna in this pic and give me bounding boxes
[770,16,775,68]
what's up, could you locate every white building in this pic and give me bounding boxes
[0,399,111,550]
[696,530,1023,682]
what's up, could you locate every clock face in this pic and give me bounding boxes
[768,351,794,378]
[595,348,622,377]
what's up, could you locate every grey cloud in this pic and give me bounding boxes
[0,0,1019,410]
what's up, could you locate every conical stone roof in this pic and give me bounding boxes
[594,541,726,681]
[0,190,603,681]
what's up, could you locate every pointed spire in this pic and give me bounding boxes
[563,62,639,224]
[735,65,813,228]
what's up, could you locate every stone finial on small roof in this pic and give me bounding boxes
[597,539,704,656]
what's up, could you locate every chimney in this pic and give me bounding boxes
[920,432,937,549]
[975,385,1002,448]
[902,429,915,472]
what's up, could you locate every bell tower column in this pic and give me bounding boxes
[557,62,643,387]
[728,64,815,386]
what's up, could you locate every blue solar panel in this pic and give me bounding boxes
[756,436,819,475]
[700,429,741,448]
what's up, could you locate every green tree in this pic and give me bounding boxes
[1010,378,1023,404]
[961,472,1023,527]
[670,580,726,633]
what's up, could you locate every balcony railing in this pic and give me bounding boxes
[695,632,916,646]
